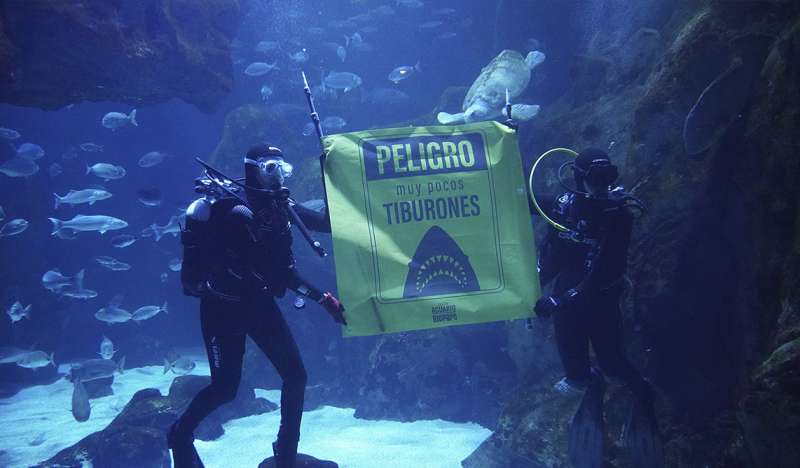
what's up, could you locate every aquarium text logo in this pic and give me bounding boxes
[363,133,487,180]
[431,302,457,323]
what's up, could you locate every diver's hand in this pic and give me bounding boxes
[534,296,560,318]
[319,292,347,325]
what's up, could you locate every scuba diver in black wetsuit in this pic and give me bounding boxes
[168,144,346,468]
[532,148,663,468]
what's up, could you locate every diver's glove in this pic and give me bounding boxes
[534,288,578,317]
[319,292,347,325]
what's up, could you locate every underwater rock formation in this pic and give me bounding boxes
[259,453,339,468]
[0,0,240,112]
[39,375,276,467]
[465,1,800,466]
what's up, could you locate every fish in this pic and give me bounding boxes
[322,116,347,131]
[54,188,112,209]
[71,379,91,422]
[346,32,363,47]
[95,256,132,271]
[61,146,78,160]
[0,346,30,364]
[337,45,347,63]
[160,272,168,282]
[362,87,410,105]
[132,302,168,322]
[289,49,309,63]
[419,20,444,30]
[163,356,196,375]
[260,84,273,101]
[397,0,424,8]
[136,188,162,207]
[60,287,98,299]
[151,215,182,241]
[168,258,182,272]
[302,122,315,137]
[101,110,138,129]
[86,163,126,180]
[16,142,45,160]
[42,268,84,293]
[140,226,155,238]
[98,335,116,359]
[68,357,125,382]
[138,151,169,168]
[244,61,278,76]
[95,304,132,324]
[16,351,55,370]
[79,143,104,152]
[53,229,79,240]
[432,7,456,15]
[28,432,47,447]
[0,127,21,140]
[255,40,280,54]
[49,214,128,235]
[1,218,29,237]
[48,162,63,177]
[388,62,421,83]
[0,157,39,177]
[323,71,363,92]
[7,301,31,323]
[111,234,137,248]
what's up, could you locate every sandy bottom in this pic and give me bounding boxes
[0,358,490,467]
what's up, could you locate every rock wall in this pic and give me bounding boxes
[466,0,800,466]
[0,0,241,112]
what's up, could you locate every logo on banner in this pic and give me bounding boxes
[403,225,480,298]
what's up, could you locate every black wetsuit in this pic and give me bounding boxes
[538,190,646,392]
[176,197,330,463]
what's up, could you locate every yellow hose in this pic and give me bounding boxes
[528,147,578,232]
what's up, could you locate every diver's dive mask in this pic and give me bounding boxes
[571,158,619,190]
[244,156,294,190]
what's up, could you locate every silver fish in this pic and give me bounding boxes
[322,116,347,130]
[79,143,104,152]
[54,189,112,209]
[101,109,138,129]
[255,40,280,54]
[48,162,63,177]
[60,288,98,300]
[98,335,116,359]
[132,302,168,322]
[7,301,31,323]
[0,157,39,177]
[1,218,29,237]
[71,379,91,422]
[16,143,45,160]
[54,229,79,240]
[0,127,21,140]
[86,163,126,180]
[0,346,30,364]
[111,234,137,248]
[388,62,421,83]
[95,256,131,271]
[138,151,169,168]
[95,304,132,324]
[244,61,278,76]
[49,214,128,235]
[137,188,162,207]
[323,71,362,92]
[16,351,55,369]
[168,258,182,272]
[42,268,84,293]
[151,215,182,241]
[69,357,125,382]
[163,356,195,375]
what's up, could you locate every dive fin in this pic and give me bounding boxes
[568,372,605,468]
[623,392,664,468]
[437,111,465,125]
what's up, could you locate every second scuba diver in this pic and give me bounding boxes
[533,148,663,467]
[169,144,346,468]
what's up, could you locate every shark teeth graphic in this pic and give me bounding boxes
[403,225,479,298]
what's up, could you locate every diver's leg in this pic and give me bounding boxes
[590,288,663,467]
[170,298,245,467]
[553,301,593,393]
[247,299,307,468]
